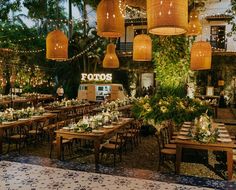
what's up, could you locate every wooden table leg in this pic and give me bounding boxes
[56,136,62,160]
[0,129,3,154]
[94,139,101,170]
[176,144,182,174]
[227,149,233,180]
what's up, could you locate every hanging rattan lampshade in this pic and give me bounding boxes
[186,9,202,36]
[191,41,212,70]
[133,34,152,61]
[218,80,225,86]
[97,0,125,38]
[147,0,188,35]
[46,30,68,60]
[103,43,119,68]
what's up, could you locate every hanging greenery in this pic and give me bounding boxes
[152,35,191,97]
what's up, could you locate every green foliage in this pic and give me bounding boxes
[0,0,21,21]
[132,96,214,125]
[152,35,190,97]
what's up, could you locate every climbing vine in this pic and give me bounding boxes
[152,35,191,97]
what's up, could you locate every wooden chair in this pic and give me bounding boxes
[49,126,73,160]
[155,131,176,172]
[28,118,47,144]
[6,123,30,153]
[123,121,139,151]
[160,126,176,149]
[100,131,125,166]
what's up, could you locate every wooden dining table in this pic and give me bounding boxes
[0,113,57,154]
[175,123,234,180]
[55,117,134,169]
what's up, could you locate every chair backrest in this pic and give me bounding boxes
[116,131,125,148]
[159,127,170,147]
[155,131,163,153]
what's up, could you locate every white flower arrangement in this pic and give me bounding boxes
[190,113,219,143]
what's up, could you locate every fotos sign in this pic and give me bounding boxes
[81,73,112,82]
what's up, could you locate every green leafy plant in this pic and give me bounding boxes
[132,96,214,125]
[152,35,191,97]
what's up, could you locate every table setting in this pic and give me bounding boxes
[177,113,232,143]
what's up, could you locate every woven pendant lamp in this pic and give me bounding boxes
[97,0,125,38]
[147,0,188,35]
[186,9,202,36]
[133,34,152,61]
[191,41,212,70]
[218,80,225,86]
[46,30,68,60]
[103,43,119,68]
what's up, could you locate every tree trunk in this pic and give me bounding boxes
[68,0,73,39]
[82,0,87,73]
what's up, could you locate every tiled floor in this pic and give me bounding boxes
[0,160,214,190]
[1,153,236,190]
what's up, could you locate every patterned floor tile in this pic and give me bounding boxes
[0,161,213,190]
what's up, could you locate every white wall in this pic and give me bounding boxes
[120,25,147,43]
[196,0,236,51]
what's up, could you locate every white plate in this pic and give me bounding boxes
[181,128,190,132]
[18,118,29,121]
[219,134,230,138]
[177,135,191,140]
[2,121,15,124]
[103,125,114,129]
[216,123,225,126]
[43,113,52,116]
[31,115,43,118]
[92,130,105,134]
[184,122,192,125]
[217,138,232,143]
[62,127,70,131]
[218,130,227,133]
[179,131,189,135]
[182,124,191,127]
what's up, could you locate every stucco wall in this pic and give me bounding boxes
[196,0,236,52]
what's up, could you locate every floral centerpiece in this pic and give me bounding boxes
[101,97,136,111]
[50,99,88,108]
[189,113,219,143]
[0,106,45,122]
[0,108,15,122]
[67,110,121,133]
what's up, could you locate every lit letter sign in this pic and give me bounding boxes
[81,73,112,82]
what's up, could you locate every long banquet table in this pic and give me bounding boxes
[0,113,57,154]
[175,123,234,180]
[55,118,134,169]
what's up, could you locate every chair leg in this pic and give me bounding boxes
[62,146,65,160]
[18,141,21,154]
[113,152,116,167]
[49,144,53,158]
[119,148,122,162]
[7,141,11,153]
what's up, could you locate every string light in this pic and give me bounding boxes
[0,48,45,54]
[118,0,126,17]
[65,39,100,61]
[126,5,146,16]
[0,35,45,44]
[46,39,101,62]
